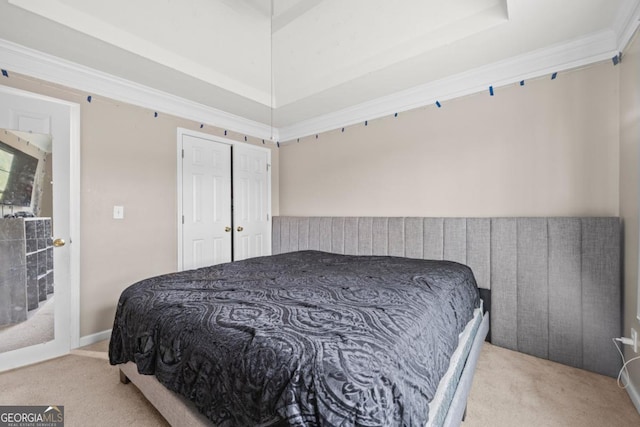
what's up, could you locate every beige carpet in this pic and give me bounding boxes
[464,344,640,426]
[0,341,638,426]
[0,352,169,427]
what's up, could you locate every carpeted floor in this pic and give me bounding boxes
[0,341,638,426]
[0,353,168,426]
[463,344,640,426]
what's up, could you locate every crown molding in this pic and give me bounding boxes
[1,13,633,147]
[278,29,619,143]
[0,38,275,141]
[614,0,640,52]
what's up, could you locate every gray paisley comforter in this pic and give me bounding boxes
[109,251,479,426]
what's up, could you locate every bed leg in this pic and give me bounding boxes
[462,405,467,422]
[119,369,131,384]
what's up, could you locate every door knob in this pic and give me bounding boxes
[237,226,244,232]
[52,238,66,247]
[224,226,231,232]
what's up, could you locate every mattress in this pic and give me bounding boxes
[110,251,480,425]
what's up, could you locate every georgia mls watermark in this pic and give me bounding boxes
[0,406,64,427]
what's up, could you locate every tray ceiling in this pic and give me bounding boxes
[0,0,637,135]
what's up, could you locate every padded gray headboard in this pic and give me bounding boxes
[272,216,621,377]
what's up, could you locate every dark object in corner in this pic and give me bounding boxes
[478,288,491,342]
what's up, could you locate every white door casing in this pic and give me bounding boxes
[0,85,80,372]
[177,128,271,270]
[232,143,270,261]
[180,132,232,270]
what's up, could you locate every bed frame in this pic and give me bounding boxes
[119,310,489,427]
[440,310,489,427]
[118,216,620,426]
[119,362,212,426]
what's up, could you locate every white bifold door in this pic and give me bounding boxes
[232,143,270,261]
[179,129,270,270]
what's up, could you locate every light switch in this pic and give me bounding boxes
[113,205,124,219]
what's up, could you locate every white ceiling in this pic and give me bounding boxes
[0,0,638,138]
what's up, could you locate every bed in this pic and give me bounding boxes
[110,250,488,426]
[110,215,621,426]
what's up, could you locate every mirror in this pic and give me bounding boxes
[0,140,39,208]
[0,129,52,217]
[0,129,54,353]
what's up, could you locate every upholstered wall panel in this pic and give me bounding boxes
[424,218,444,260]
[466,218,491,291]
[331,218,345,254]
[516,218,549,360]
[319,217,332,253]
[272,217,281,254]
[490,218,518,351]
[273,217,282,253]
[443,218,466,265]
[358,217,373,255]
[344,217,359,255]
[272,216,621,377]
[297,217,310,252]
[404,218,424,259]
[389,218,405,257]
[581,218,621,376]
[308,217,320,251]
[372,217,389,256]
[288,217,299,252]
[548,218,583,368]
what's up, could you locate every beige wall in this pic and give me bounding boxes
[279,61,620,217]
[0,74,279,336]
[620,30,640,398]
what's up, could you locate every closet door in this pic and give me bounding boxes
[181,134,232,269]
[233,144,271,261]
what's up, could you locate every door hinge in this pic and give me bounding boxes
[267,163,271,171]
[182,215,185,224]
[182,149,184,158]
[267,213,270,221]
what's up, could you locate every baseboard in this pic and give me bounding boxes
[622,370,640,414]
[77,329,112,348]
